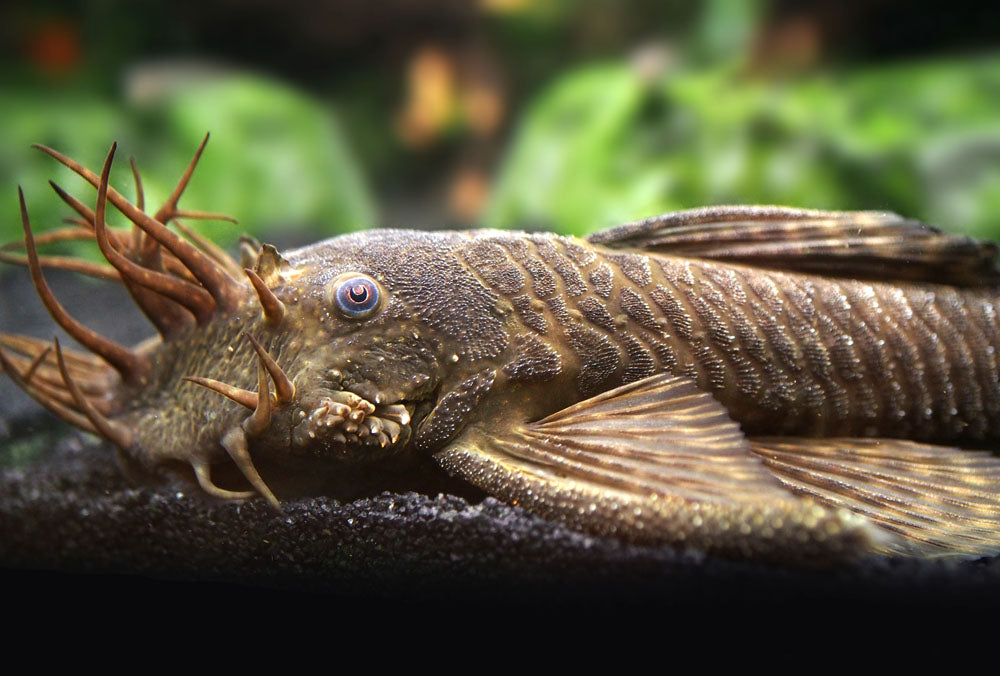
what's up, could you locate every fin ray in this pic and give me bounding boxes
[435,373,881,560]
[588,206,1000,286]
[751,437,1000,558]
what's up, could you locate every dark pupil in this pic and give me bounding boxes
[348,284,368,304]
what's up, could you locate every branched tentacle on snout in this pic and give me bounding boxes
[183,332,296,509]
[53,337,134,451]
[0,137,295,505]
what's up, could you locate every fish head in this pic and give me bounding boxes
[1,139,528,504]
[258,229,511,463]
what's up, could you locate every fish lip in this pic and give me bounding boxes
[307,364,439,454]
[307,382,432,453]
[325,367,435,407]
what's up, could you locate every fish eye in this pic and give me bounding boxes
[331,273,382,319]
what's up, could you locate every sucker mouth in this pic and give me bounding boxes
[294,388,415,450]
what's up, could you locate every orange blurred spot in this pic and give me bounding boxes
[462,84,505,136]
[449,168,490,221]
[750,16,821,74]
[26,19,81,75]
[397,47,456,147]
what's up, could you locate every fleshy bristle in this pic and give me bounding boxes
[0,250,121,283]
[33,142,246,312]
[244,268,285,326]
[244,332,295,404]
[213,354,282,509]
[153,132,208,224]
[123,282,197,338]
[128,156,145,213]
[0,333,104,371]
[243,355,274,437]
[48,180,96,227]
[21,345,52,384]
[174,221,243,277]
[92,144,216,324]
[0,343,96,433]
[11,343,112,415]
[54,337,133,450]
[128,156,146,251]
[1,226,94,251]
[49,180,131,253]
[221,426,281,510]
[0,334,112,398]
[7,357,81,411]
[18,186,150,383]
[151,134,237,226]
[183,375,259,410]
[173,209,238,223]
[191,460,257,501]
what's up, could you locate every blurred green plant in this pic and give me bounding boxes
[485,53,1000,240]
[0,70,375,252]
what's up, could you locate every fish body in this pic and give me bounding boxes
[3,142,1000,562]
[338,228,1000,443]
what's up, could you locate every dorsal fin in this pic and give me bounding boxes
[587,206,1000,286]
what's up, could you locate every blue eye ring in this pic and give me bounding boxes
[332,273,382,319]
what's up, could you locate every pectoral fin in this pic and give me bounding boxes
[751,438,1000,559]
[434,373,884,561]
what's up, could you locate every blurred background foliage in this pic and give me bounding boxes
[487,54,1000,237]
[0,0,998,258]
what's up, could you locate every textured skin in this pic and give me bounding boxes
[370,229,1000,443]
[99,228,1000,474]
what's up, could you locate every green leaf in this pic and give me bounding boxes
[486,54,1000,241]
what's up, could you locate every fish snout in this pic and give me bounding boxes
[291,388,415,459]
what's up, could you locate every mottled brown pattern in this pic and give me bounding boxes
[650,285,695,340]
[461,239,524,296]
[621,333,656,384]
[376,235,509,362]
[562,238,597,267]
[607,252,652,287]
[589,263,614,298]
[576,296,617,333]
[619,287,662,333]
[565,322,621,396]
[644,333,678,371]
[502,238,556,299]
[454,230,1000,442]
[502,333,562,382]
[703,266,748,304]
[510,294,549,335]
[532,236,588,296]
